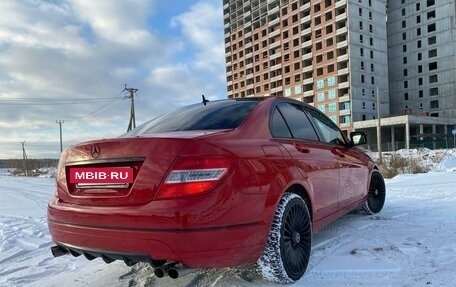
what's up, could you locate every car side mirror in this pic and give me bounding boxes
[350,131,367,146]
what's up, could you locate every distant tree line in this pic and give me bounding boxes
[0,159,58,170]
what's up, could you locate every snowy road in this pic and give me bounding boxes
[1,171,456,287]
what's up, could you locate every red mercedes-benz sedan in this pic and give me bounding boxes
[48,96,386,283]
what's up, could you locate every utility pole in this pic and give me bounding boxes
[56,120,64,152]
[376,86,382,164]
[21,141,28,177]
[123,84,138,132]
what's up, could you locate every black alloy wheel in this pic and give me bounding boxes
[280,198,312,281]
[363,170,386,214]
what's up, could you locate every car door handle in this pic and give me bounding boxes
[294,144,310,153]
[331,148,345,158]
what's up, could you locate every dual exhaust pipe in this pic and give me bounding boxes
[153,262,194,279]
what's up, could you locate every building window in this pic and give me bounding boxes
[328,90,336,99]
[360,47,364,57]
[362,88,365,96]
[427,10,436,19]
[429,62,438,70]
[371,90,375,97]
[416,15,421,24]
[418,78,423,85]
[430,87,438,96]
[369,24,373,33]
[341,115,351,124]
[359,21,363,30]
[402,20,406,28]
[402,32,407,40]
[418,53,422,61]
[327,77,336,86]
[362,102,366,109]
[361,61,365,70]
[427,0,435,7]
[404,81,408,88]
[341,102,350,110]
[370,63,374,72]
[371,76,375,85]
[360,35,363,43]
[317,79,325,89]
[428,36,437,45]
[404,93,409,100]
[429,74,438,83]
[370,38,374,46]
[417,40,421,48]
[419,102,424,109]
[318,105,326,113]
[359,8,362,16]
[428,49,437,58]
[328,103,337,112]
[369,11,372,20]
[430,100,439,109]
[419,90,423,98]
[403,69,408,76]
[403,56,407,64]
[317,92,325,101]
[294,85,302,94]
[285,88,292,97]
[427,23,436,33]
[372,103,376,110]
[418,65,423,73]
[403,45,407,52]
[361,75,365,83]
[401,8,406,16]
[417,27,421,36]
[416,3,421,10]
[370,50,374,59]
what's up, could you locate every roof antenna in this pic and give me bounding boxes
[202,94,209,106]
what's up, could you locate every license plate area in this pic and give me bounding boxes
[69,167,134,188]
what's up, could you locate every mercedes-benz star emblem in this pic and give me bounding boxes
[90,144,101,158]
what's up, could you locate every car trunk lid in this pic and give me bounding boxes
[57,131,224,206]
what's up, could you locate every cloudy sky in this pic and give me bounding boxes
[0,0,226,159]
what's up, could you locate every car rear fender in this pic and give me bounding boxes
[263,177,315,228]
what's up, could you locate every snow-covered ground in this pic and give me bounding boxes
[1,152,456,287]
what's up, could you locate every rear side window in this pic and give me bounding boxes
[271,107,292,138]
[126,100,259,135]
[275,103,319,141]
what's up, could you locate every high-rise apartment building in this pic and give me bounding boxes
[387,0,456,118]
[223,0,390,131]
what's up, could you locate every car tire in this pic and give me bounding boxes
[257,193,312,283]
[362,170,386,215]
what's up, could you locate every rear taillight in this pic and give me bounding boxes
[156,156,232,200]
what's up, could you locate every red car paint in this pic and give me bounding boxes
[48,96,375,268]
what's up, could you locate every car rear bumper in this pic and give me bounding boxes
[48,205,268,268]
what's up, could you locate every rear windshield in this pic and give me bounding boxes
[125,100,259,136]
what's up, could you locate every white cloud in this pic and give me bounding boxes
[171,1,226,77]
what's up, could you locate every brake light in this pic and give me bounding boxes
[156,156,232,200]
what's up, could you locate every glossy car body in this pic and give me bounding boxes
[48,96,377,273]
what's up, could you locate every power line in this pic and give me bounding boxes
[0,98,121,106]
[78,98,126,121]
